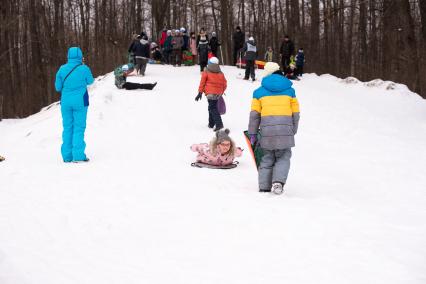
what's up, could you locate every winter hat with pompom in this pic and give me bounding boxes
[208,57,219,65]
[121,64,129,71]
[263,62,280,76]
[216,129,231,143]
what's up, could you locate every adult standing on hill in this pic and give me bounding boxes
[55,47,94,163]
[209,32,221,58]
[242,36,257,81]
[232,26,245,65]
[138,35,151,75]
[279,35,295,69]
[171,30,184,66]
[197,28,210,72]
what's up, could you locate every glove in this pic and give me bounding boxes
[249,134,257,146]
[195,92,202,101]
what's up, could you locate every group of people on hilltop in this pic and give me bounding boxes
[232,26,305,81]
[152,27,222,72]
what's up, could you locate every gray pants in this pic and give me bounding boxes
[259,148,292,190]
[135,57,148,75]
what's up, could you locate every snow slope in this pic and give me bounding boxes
[1,65,426,284]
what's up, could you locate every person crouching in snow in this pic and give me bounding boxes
[248,62,300,194]
[191,129,242,166]
[284,63,299,81]
[195,57,227,132]
[114,64,157,90]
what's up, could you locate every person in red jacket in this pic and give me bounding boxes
[195,57,227,131]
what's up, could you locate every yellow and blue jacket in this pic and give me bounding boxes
[248,73,300,150]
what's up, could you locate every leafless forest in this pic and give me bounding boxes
[1,0,425,119]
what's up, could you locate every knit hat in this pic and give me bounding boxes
[167,30,172,35]
[175,29,180,33]
[216,129,231,143]
[263,62,280,76]
[180,27,186,33]
[249,36,254,41]
[212,32,216,37]
[208,57,219,65]
[122,64,129,71]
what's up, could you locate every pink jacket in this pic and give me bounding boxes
[191,143,243,166]
[190,38,197,55]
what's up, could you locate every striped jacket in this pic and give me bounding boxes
[248,73,300,150]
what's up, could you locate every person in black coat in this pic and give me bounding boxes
[279,35,295,69]
[232,26,245,65]
[181,27,189,51]
[197,28,210,72]
[134,35,151,75]
[128,34,140,64]
[295,48,305,77]
[242,36,257,81]
[209,32,221,58]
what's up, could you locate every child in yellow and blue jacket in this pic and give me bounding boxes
[248,62,300,194]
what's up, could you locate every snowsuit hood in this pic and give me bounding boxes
[67,47,83,64]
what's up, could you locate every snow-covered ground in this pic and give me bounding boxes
[1,65,426,284]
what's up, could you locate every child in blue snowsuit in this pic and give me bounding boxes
[295,48,305,77]
[55,47,94,162]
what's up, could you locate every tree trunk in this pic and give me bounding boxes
[382,0,419,94]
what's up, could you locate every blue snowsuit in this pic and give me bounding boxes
[55,47,94,162]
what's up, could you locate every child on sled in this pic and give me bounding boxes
[191,129,243,167]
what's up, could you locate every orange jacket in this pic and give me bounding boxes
[198,70,227,95]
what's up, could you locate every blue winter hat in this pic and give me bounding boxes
[122,64,129,71]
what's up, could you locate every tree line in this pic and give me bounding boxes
[1,0,425,119]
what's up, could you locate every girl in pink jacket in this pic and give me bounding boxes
[191,129,243,166]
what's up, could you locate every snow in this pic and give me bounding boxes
[1,64,426,284]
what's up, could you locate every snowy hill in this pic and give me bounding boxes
[1,65,426,284]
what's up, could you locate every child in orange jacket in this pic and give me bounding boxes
[195,57,227,131]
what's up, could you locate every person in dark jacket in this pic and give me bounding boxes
[137,35,151,75]
[196,28,209,48]
[197,29,210,72]
[127,34,140,64]
[295,48,305,77]
[209,32,221,58]
[242,36,257,81]
[284,63,299,80]
[232,26,245,65]
[129,35,148,75]
[152,46,163,62]
[163,30,173,64]
[181,27,189,51]
[279,35,295,69]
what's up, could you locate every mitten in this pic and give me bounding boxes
[195,92,202,101]
[249,134,257,146]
